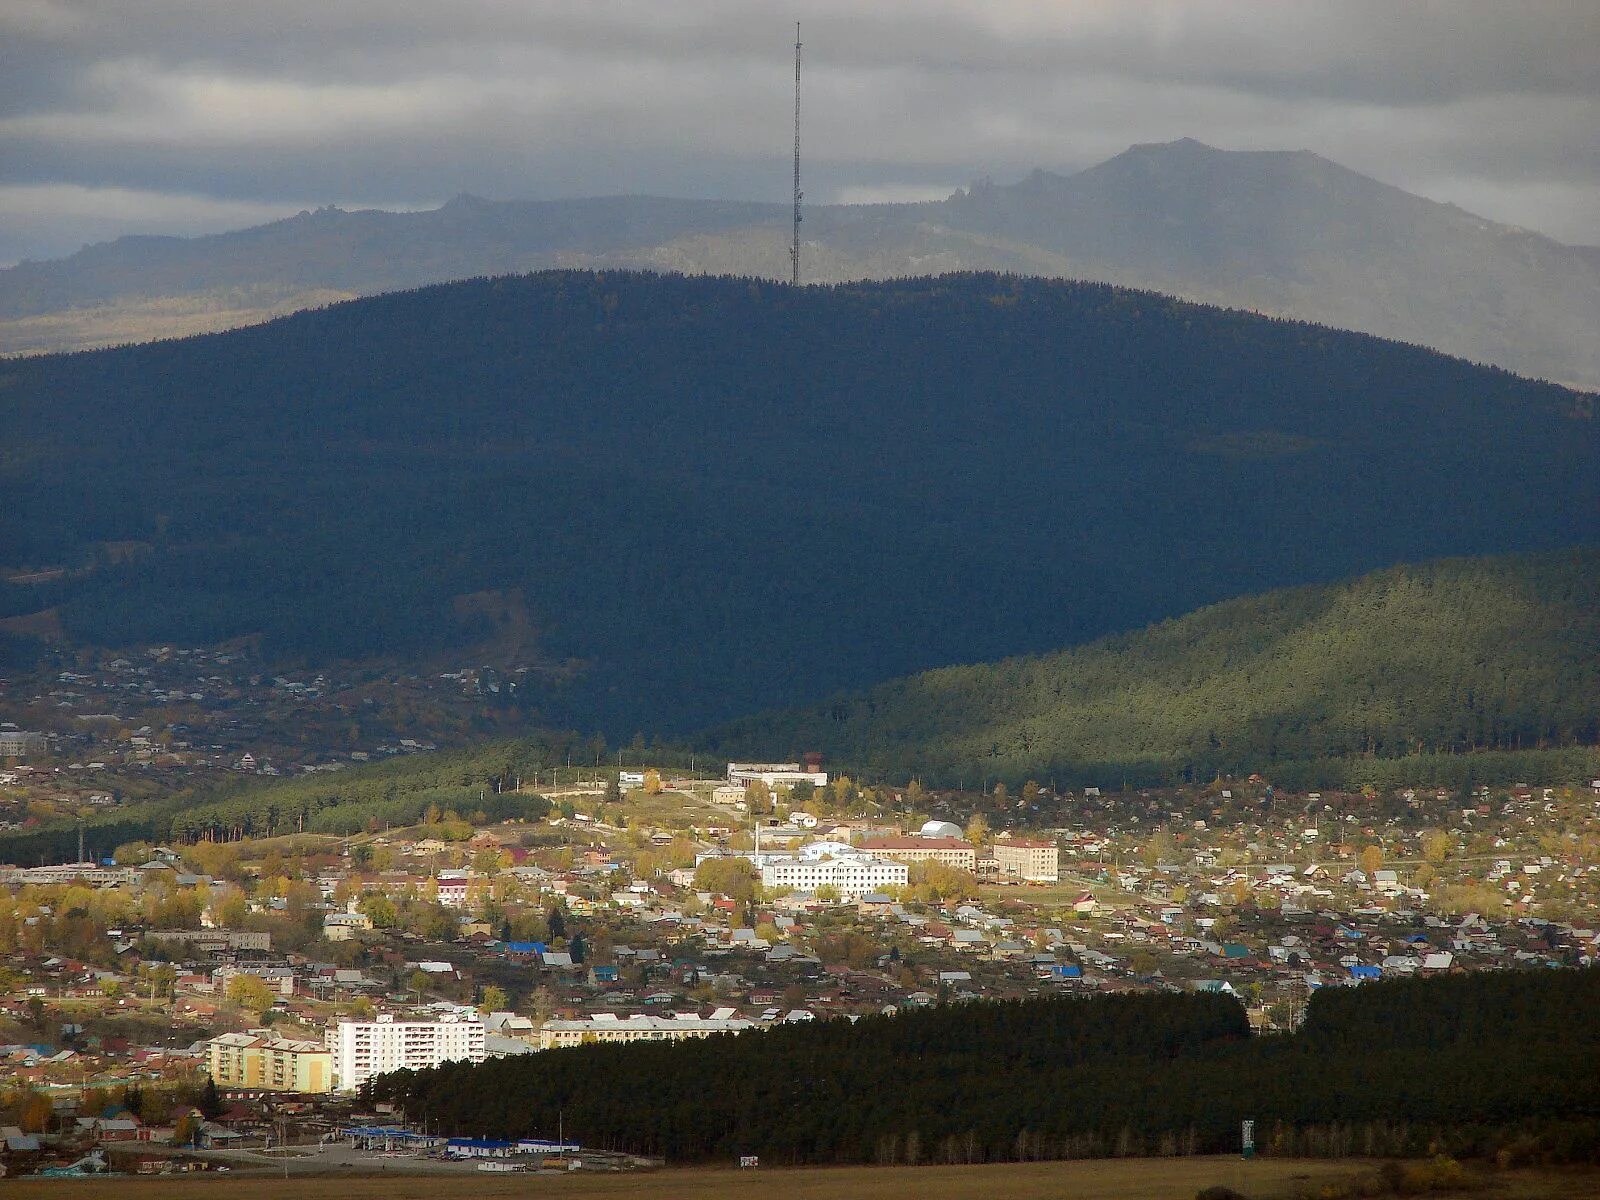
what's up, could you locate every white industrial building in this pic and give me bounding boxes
[726,761,828,791]
[327,1008,485,1092]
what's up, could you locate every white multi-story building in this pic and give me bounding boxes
[434,869,478,908]
[759,842,907,899]
[858,836,977,871]
[327,1009,486,1092]
[148,928,273,953]
[992,838,1060,883]
[0,731,48,758]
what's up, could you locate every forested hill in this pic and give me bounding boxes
[370,967,1600,1165]
[1,271,1596,735]
[705,550,1600,789]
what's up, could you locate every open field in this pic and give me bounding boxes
[0,287,358,357]
[5,1156,1565,1200]
[978,874,1141,910]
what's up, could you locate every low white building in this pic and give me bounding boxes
[539,1009,754,1049]
[727,762,828,791]
[327,1008,485,1092]
[0,863,136,888]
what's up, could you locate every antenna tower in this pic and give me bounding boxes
[790,22,802,285]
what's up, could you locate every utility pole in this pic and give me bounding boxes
[790,22,802,286]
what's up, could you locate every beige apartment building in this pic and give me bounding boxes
[857,836,977,871]
[207,1031,334,1094]
[992,838,1060,883]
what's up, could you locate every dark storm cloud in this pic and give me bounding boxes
[2,1,1597,262]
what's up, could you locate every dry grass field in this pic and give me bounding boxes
[0,287,356,356]
[10,1156,1599,1200]
[0,1157,1460,1200]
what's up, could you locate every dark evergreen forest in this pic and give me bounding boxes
[1,271,1595,733]
[708,549,1600,787]
[369,968,1600,1166]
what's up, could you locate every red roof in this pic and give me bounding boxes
[861,837,972,850]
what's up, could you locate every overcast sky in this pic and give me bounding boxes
[2,1,1597,264]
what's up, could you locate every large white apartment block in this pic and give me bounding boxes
[992,838,1060,883]
[759,842,907,899]
[327,1009,485,1092]
[858,836,977,871]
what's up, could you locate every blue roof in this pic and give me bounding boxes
[1349,965,1382,979]
[502,941,546,954]
[1050,965,1082,977]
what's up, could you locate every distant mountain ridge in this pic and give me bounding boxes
[705,549,1600,789]
[4,139,1598,389]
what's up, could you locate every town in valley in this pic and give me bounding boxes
[2,697,1599,1176]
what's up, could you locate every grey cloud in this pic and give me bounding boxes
[2,0,1598,260]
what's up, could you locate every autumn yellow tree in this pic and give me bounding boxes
[1359,844,1384,879]
[225,973,276,1016]
[744,779,771,814]
[16,1089,53,1133]
[964,813,991,847]
[212,887,250,929]
[1141,831,1177,867]
[694,857,761,903]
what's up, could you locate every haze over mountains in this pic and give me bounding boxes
[2,271,1594,737]
[4,139,1599,390]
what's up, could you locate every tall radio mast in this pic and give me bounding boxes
[790,22,802,286]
